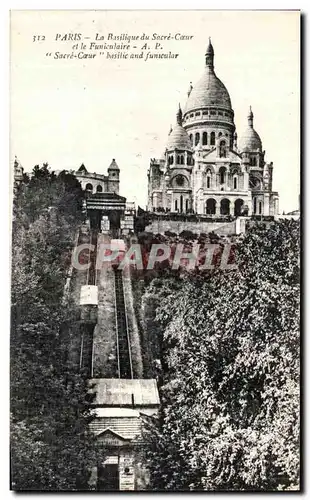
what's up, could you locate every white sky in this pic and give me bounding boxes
[10,10,300,212]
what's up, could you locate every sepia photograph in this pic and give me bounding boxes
[9,9,300,492]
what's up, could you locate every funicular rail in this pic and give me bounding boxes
[114,268,133,379]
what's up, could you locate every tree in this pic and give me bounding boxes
[11,164,99,491]
[143,219,300,491]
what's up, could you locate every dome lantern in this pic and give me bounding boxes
[205,37,214,70]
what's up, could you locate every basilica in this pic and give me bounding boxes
[147,40,279,218]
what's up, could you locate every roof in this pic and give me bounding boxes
[202,148,242,162]
[88,192,126,202]
[108,158,120,170]
[166,123,192,151]
[239,126,262,152]
[88,378,160,407]
[184,67,232,113]
[77,163,88,173]
[238,107,262,152]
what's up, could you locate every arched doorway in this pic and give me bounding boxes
[234,199,244,216]
[220,198,230,215]
[206,198,216,215]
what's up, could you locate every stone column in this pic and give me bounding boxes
[263,192,270,216]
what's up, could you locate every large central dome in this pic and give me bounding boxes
[184,39,232,114]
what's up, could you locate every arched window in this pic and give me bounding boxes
[187,155,191,165]
[85,183,93,192]
[180,155,184,165]
[259,201,262,215]
[180,195,184,213]
[234,199,244,216]
[175,199,178,212]
[202,132,208,145]
[220,198,230,215]
[253,197,257,214]
[185,199,189,212]
[189,134,193,145]
[206,199,216,215]
[218,132,222,137]
[169,155,173,165]
[219,167,226,185]
[96,184,103,193]
[207,176,211,188]
[233,176,237,189]
[195,132,200,146]
[210,132,216,146]
[177,155,180,164]
[219,140,226,158]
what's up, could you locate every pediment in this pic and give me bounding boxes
[96,428,131,446]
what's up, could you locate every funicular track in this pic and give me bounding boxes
[114,268,133,379]
[79,229,98,377]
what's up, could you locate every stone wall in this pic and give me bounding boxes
[145,218,237,236]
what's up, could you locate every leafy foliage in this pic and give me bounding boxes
[143,220,300,491]
[11,165,98,491]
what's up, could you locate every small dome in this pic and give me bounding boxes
[184,39,232,113]
[166,124,192,151]
[166,105,192,151]
[239,107,262,152]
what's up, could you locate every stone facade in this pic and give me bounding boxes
[147,40,279,218]
[74,159,120,194]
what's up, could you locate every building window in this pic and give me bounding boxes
[187,155,191,165]
[206,198,216,215]
[85,183,93,192]
[233,176,237,189]
[259,201,262,215]
[180,155,184,165]
[218,111,223,116]
[234,199,244,216]
[219,167,226,184]
[253,197,257,214]
[218,132,222,137]
[177,155,180,164]
[210,132,215,146]
[189,134,193,145]
[207,176,211,188]
[180,195,184,212]
[219,140,227,158]
[175,199,178,211]
[195,111,200,116]
[185,199,189,212]
[175,175,185,187]
[202,132,208,145]
[220,198,230,215]
[195,132,200,146]
[96,185,103,193]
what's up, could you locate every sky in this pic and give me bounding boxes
[10,10,300,212]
